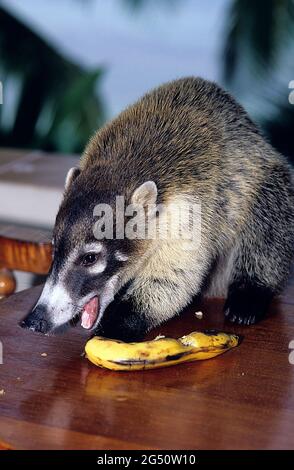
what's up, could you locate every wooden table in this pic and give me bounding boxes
[0,284,294,450]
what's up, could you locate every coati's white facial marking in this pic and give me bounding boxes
[35,278,75,327]
[88,260,107,274]
[82,242,103,254]
[115,251,129,262]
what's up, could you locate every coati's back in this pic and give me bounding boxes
[81,77,291,241]
[83,77,287,203]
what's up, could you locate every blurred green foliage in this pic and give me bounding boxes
[0,5,105,153]
[223,0,294,160]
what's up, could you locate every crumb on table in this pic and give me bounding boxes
[194,311,203,319]
[154,335,166,340]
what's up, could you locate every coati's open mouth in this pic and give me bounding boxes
[81,296,99,330]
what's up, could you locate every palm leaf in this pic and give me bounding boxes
[0,4,105,153]
[223,0,294,83]
[223,0,294,160]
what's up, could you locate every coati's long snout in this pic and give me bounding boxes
[21,284,100,335]
[21,268,119,334]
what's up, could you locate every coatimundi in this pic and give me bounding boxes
[22,77,294,341]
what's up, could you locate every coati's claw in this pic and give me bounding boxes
[224,281,274,326]
[237,314,254,325]
[225,307,259,326]
[239,314,256,325]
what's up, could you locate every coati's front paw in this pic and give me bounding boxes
[94,321,146,342]
[223,281,274,326]
[95,300,150,342]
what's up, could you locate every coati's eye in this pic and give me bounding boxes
[81,252,99,267]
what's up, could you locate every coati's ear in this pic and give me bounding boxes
[131,181,157,207]
[65,167,81,190]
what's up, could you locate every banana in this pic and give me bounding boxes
[85,330,240,371]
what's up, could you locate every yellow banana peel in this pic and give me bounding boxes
[85,330,240,371]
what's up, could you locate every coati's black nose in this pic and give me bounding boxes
[20,317,49,333]
[20,304,51,334]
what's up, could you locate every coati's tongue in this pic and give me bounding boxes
[81,296,99,329]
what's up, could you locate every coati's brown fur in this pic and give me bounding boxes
[79,77,294,337]
[22,77,294,340]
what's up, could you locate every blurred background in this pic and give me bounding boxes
[0,0,294,291]
[1,0,294,156]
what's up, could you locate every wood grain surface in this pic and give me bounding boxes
[0,284,294,450]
